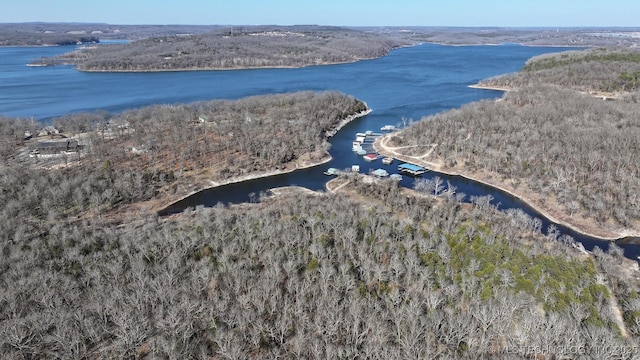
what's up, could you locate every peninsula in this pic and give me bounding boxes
[2,91,368,219]
[33,25,408,71]
[375,48,640,239]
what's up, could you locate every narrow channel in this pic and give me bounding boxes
[161,111,640,264]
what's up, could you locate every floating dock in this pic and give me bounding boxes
[398,163,427,176]
[324,168,341,176]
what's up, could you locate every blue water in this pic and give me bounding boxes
[1,43,638,262]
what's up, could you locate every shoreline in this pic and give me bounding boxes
[467,83,512,92]
[156,108,371,214]
[54,54,399,73]
[373,135,639,241]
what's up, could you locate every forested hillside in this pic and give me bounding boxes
[35,26,407,71]
[0,91,368,222]
[1,172,639,358]
[0,23,225,46]
[383,49,640,238]
[477,48,640,96]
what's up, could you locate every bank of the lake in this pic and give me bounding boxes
[374,135,640,241]
[155,108,371,215]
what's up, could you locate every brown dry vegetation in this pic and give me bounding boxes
[3,37,640,359]
[0,91,368,222]
[35,25,408,71]
[384,49,640,238]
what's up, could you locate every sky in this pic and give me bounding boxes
[2,0,639,27]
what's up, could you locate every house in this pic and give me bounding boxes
[30,139,81,157]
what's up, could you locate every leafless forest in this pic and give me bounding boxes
[0,23,224,46]
[0,91,367,222]
[1,171,639,358]
[34,26,408,71]
[478,48,640,94]
[388,49,640,238]
[2,27,640,358]
[4,23,640,48]
[390,85,640,233]
[1,92,640,357]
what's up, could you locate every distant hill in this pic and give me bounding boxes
[34,25,409,71]
[0,22,225,46]
[476,47,640,96]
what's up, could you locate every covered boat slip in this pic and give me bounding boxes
[398,163,428,176]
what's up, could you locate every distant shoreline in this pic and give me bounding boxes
[467,83,512,92]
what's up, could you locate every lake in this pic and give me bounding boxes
[1,43,638,262]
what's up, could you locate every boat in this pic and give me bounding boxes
[355,135,366,143]
[381,157,394,165]
[398,163,427,176]
[351,165,360,173]
[352,141,361,150]
[390,174,403,181]
[371,169,389,177]
[363,154,378,161]
[381,125,396,131]
[356,149,367,155]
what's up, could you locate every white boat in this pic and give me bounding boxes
[382,157,394,165]
[371,169,389,177]
[381,125,396,131]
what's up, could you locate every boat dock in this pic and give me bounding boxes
[324,168,342,176]
[398,163,428,176]
[352,130,383,155]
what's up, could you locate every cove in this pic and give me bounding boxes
[1,43,638,262]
